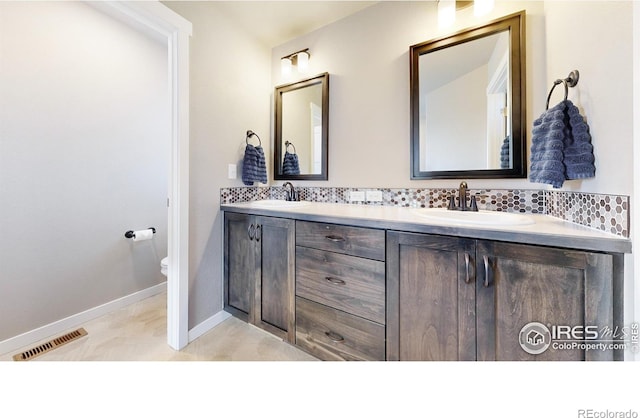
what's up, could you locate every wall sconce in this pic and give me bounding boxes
[437,1,494,28]
[280,48,310,78]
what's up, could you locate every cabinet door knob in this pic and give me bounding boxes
[483,255,492,288]
[325,235,345,242]
[325,331,345,343]
[248,224,255,240]
[464,252,472,284]
[325,276,346,285]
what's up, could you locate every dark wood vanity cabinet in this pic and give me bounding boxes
[223,207,624,361]
[224,212,295,343]
[294,221,386,361]
[387,231,618,361]
[475,240,615,361]
[386,232,476,361]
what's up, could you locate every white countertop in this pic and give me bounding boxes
[221,201,632,254]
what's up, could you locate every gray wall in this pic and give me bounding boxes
[162,2,272,328]
[0,2,169,341]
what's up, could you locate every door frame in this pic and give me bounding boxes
[91,1,192,350]
[633,0,640,362]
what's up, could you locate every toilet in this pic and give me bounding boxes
[161,257,168,277]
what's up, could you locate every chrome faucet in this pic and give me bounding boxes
[282,182,299,201]
[448,181,478,211]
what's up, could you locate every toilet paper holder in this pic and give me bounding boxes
[124,227,156,239]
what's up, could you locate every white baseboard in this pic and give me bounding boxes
[0,282,167,356]
[188,310,232,343]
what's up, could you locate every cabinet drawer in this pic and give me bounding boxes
[296,221,385,261]
[296,246,385,324]
[295,297,385,361]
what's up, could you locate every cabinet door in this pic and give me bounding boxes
[476,241,613,361]
[256,216,295,342]
[387,231,476,361]
[224,212,258,323]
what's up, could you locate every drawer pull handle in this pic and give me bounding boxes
[325,331,345,343]
[247,224,255,240]
[325,276,346,285]
[483,255,492,288]
[325,235,345,242]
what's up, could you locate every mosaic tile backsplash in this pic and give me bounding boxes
[545,190,629,237]
[220,186,629,238]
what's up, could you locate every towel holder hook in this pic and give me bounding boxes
[545,70,580,110]
[285,141,296,154]
[246,130,262,146]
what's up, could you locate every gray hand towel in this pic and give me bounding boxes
[529,102,567,188]
[563,101,595,180]
[529,99,596,188]
[242,144,267,186]
[282,151,300,175]
[500,136,510,169]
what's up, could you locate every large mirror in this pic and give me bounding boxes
[274,73,329,180]
[410,11,526,179]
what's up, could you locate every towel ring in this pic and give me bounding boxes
[545,79,568,110]
[545,70,580,110]
[246,130,262,146]
[285,141,296,154]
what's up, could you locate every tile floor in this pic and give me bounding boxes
[0,291,317,361]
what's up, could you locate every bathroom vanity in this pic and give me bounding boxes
[224,212,296,343]
[221,201,630,361]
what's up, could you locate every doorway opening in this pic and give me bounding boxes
[95,2,192,350]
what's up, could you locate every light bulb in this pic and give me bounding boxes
[281,57,292,78]
[438,0,455,29]
[297,51,309,73]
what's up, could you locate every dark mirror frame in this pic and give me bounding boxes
[410,11,526,179]
[274,72,329,181]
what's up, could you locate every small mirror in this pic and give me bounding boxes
[411,11,526,179]
[274,73,329,180]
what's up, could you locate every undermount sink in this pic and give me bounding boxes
[248,199,310,209]
[412,208,535,227]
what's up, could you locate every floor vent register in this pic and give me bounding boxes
[13,328,88,361]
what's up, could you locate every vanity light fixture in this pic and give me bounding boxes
[437,0,494,28]
[280,48,310,77]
